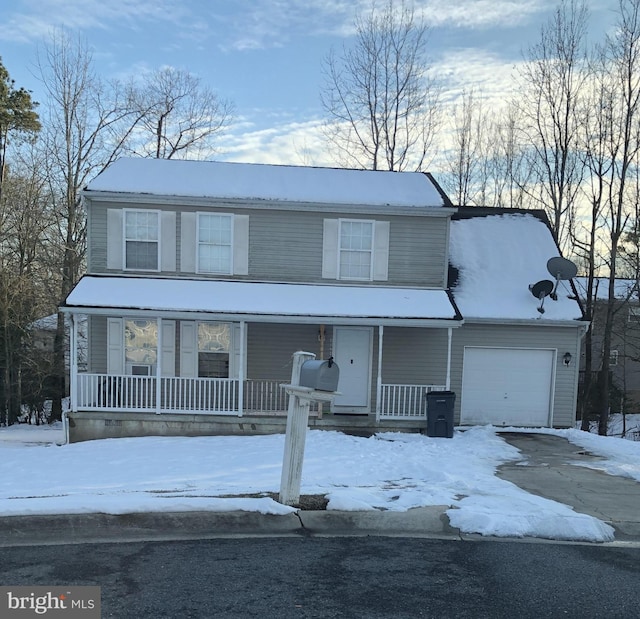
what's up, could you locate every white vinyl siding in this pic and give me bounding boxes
[323,218,389,281]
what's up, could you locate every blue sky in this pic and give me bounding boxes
[0,0,617,167]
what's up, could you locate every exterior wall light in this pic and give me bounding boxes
[563,352,572,366]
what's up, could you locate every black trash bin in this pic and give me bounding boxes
[425,391,455,438]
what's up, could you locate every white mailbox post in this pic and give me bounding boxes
[279,351,340,506]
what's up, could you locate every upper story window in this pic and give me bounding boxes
[339,220,374,280]
[197,213,233,274]
[322,218,389,282]
[124,210,159,271]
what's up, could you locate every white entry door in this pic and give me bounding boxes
[460,347,555,427]
[332,327,372,413]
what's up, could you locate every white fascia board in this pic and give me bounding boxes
[462,317,588,328]
[83,191,456,218]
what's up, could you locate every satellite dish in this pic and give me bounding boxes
[547,257,578,300]
[529,279,554,314]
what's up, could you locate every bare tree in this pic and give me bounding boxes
[35,30,144,420]
[517,0,590,250]
[127,66,234,159]
[591,0,640,435]
[443,90,489,205]
[321,0,441,171]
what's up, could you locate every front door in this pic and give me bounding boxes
[332,327,372,413]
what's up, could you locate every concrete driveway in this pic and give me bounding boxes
[497,432,640,541]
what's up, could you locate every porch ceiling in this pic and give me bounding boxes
[62,275,462,327]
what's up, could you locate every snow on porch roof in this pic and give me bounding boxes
[84,158,448,208]
[62,276,461,325]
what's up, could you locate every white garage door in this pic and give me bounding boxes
[460,347,555,427]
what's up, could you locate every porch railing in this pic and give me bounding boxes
[76,374,319,416]
[378,384,446,420]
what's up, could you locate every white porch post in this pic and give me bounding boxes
[446,327,452,391]
[70,313,78,413]
[156,317,162,414]
[375,325,384,421]
[238,320,246,416]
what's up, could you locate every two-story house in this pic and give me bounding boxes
[61,158,586,442]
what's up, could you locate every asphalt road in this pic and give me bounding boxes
[1,537,639,618]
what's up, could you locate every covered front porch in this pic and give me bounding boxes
[62,276,462,440]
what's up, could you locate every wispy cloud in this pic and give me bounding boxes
[419,0,553,30]
[221,115,331,166]
[0,0,186,43]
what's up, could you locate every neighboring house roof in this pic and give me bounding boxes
[573,277,639,302]
[85,158,450,208]
[62,276,462,327]
[448,211,583,321]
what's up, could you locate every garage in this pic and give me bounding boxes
[460,347,555,427]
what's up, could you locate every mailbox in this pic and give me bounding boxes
[299,358,340,392]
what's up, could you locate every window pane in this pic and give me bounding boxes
[339,220,373,280]
[340,250,372,279]
[340,221,372,250]
[198,322,231,352]
[198,244,231,274]
[199,215,231,244]
[126,211,158,241]
[198,352,229,378]
[126,240,158,270]
[125,320,157,365]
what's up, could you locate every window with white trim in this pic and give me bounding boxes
[124,210,159,270]
[197,213,233,274]
[339,219,374,280]
[610,349,619,366]
[198,322,231,377]
[125,319,157,374]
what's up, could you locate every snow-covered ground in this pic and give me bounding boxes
[1,420,639,543]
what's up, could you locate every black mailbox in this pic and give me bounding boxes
[299,358,340,392]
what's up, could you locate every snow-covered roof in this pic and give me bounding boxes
[85,158,447,208]
[449,213,583,321]
[63,276,460,326]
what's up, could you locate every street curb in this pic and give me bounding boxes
[0,507,458,547]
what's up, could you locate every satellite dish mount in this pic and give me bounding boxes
[529,280,554,314]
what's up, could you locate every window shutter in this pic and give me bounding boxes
[229,323,245,379]
[180,321,197,377]
[107,318,124,374]
[161,211,177,272]
[161,320,176,377]
[233,215,249,275]
[180,212,196,273]
[106,209,123,270]
[322,219,339,279]
[373,221,390,281]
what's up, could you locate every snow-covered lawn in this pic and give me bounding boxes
[1,421,639,543]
